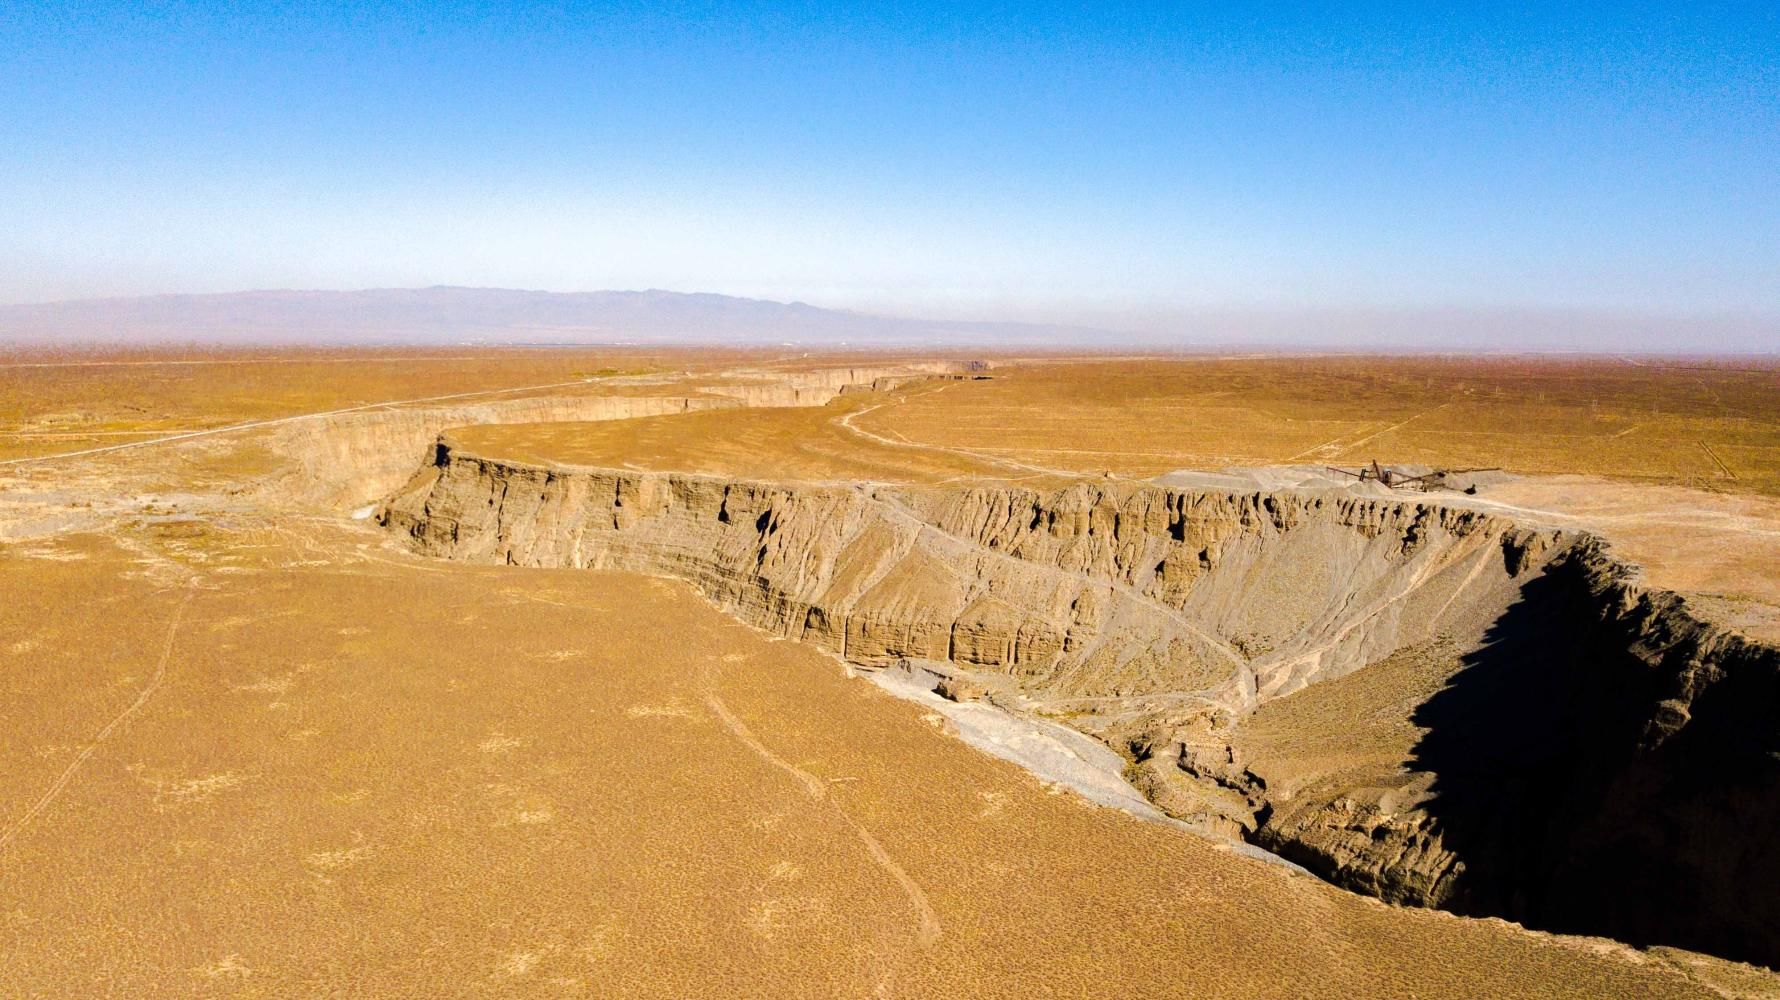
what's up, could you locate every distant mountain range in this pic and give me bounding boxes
[0,287,1116,348]
[6,287,1773,353]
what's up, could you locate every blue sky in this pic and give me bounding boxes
[2,2,1775,340]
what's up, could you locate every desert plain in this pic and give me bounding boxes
[2,348,1778,998]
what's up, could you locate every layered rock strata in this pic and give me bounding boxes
[382,445,1780,967]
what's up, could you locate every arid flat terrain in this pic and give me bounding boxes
[3,349,1777,997]
[455,357,1780,640]
[853,357,1780,493]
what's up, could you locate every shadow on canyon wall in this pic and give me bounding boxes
[1409,559,1780,968]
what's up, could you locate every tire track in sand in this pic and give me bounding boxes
[0,375,607,467]
[0,588,195,859]
[702,692,942,949]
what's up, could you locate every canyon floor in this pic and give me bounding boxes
[2,349,1778,997]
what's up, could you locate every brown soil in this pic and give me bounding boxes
[855,356,1780,495]
[2,349,1775,996]
[0,522,1745,998]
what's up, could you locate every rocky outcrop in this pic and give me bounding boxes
[382,446,1780,967]
[383,447,1554,711]
[1241,539,1780,963]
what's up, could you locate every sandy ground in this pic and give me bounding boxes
[3,518,1763,998]
[3,350,1777,996]
[1470,476,1780,640]
[447,389,1013,486]
[851,357,1780,495]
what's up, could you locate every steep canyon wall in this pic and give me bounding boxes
[379,444,1780,964]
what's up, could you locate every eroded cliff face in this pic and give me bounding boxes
[383,446,1555,706]
[381,446,1780,968]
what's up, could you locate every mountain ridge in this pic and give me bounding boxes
[0,286,1118,347]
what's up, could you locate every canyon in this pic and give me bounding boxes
[382,432,1780,968]
[4,350,1777,996]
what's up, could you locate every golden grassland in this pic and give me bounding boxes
[0,520,1752,997]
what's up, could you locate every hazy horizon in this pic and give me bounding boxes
[2,285,1774,354]
[3,5,1776,350]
